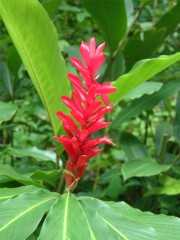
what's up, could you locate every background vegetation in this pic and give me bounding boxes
[0,0,180,239]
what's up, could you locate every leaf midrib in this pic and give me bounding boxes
[0,195,56,233]
[2,2,55,134]
[100,216,129,240]
[81,200,129,240]
[63,191,69,240]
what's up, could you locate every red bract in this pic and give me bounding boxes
[55,37,116,192]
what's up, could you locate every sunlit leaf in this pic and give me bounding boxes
[0,190,58,240]
[0,186,39,203]
[0,0,70,136]
[110,53,180,104]
[111,81,180,127]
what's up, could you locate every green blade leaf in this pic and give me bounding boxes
[123,28,166,71]
[110,53,180,104]
[0,0,70,135]
[121,158,170,180]
[0,185,39,203]
[111,81,180,127]
[118,132,149,160]
[79,197,180,240]
[0,190,58,240]
[38,192,92,240]
[38,193,180,240]
[123,81,163,100]
[81,0,127,52]
[0,62,13,97]
[155,1,180,37]
[0,164,42,187]
[30,169,62,187]
[0,101,18,124]
[7,146,56,162]
[106,200,180,240]
[41,0,62,17]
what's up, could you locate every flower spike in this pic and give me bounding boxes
[55,38,116,192]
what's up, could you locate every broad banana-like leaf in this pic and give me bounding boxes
[0,0,70,136]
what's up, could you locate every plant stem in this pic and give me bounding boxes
[56,174,65,193]
[159,134,168,164]
[144,112,149,145]
[55,151,60,169]
[93,153,101,191]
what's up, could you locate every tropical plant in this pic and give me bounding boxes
[0,0,180,239]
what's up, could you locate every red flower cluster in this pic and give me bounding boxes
[55,38,116,192]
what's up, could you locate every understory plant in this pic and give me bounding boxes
[0,0,180,239]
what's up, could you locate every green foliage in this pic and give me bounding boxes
[0,0,180,239]
[0,0,70,136]
[0,190,58,239]
[110,53,180,104]
[0,101,18,124]
[0,164,42,187]
[0,189,180,239]
[81,0,127,53]
[111,81,180,127]
[122,159,170,180]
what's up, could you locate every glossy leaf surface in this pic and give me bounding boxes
[110,53,180,104]
[0,190,58,240]
[0,0,70,135]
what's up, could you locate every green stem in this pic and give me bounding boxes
[159,134,168,164]
[56,173,65,193]
[55,150,60,169]
[143,112,149,145]
[93,154,101,191]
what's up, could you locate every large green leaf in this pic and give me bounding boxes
[0,101,18,124]
[0,185,39,203]
[123,28,165,70]
[38,192,92,240]
[0,0,70,135]
[123,81,163,100]
[155,1,180,37]
[118,132,149,160]
[79,197,180,240]
[122,158,170,180]
[110,53,180,104]
[1,191,180,239]
[0,164,42,187]
[41,0,62,17]
[0,190,58,240]
[106,200,180,240]
[111,81,180,127]
[30,169,61,187]
[81,0,127,53]
[7,146,56,162]
[40,193,180,240]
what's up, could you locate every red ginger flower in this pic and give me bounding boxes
[55,38,116,192]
